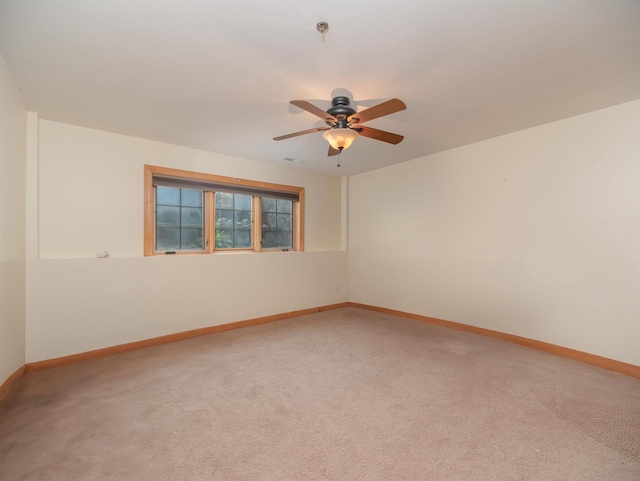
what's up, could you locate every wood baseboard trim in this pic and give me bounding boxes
[0,365,26,400]
[348,302,640,379]
[19,301,638,379]
[25,302,349,373]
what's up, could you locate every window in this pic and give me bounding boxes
[261,197,293,249]
[156,187,204,251]
[215,193,252,249]
[144,165,304,255]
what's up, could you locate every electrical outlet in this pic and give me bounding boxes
[336,283,341,292]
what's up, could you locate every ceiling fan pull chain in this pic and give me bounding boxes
[337,150,341,168]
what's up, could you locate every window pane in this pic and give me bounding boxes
[235,210,251,230]
[156,228,180,250]
[216,193,233,209]
[277,213,291,230]
[157,206,180,227]
[234,194,252,211]
[277,230,292,248]
[234,230,251,248]
[277,199,292,214]
[263,212,276,229]
[262,197,276,212]
[215,230,233,248]
[182,207,203,227]
[157,186,180,205]
[262,230,276,249]
[181,189,202,207]
[181,228,203,249]
[216,209,233,229]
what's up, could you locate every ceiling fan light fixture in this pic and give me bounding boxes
[323,128,358,151]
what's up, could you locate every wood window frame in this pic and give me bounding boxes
[144,165,305,256]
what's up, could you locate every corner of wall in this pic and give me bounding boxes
[0,55,28,386]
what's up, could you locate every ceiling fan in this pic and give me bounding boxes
[274,96,406,156]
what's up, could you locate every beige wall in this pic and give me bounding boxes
[27,252,347,361]
[27,121,346,362]
[0,55,27,383]
[348,101,640,365]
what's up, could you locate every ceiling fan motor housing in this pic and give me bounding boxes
[326,96,357,127]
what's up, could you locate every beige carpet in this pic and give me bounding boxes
[1,307,639,480]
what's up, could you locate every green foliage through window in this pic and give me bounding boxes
[215,193,252,249]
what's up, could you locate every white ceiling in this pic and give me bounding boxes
[1,1,639,176]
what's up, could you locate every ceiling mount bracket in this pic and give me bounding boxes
[316,22,329,42]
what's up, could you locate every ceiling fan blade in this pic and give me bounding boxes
[328,146,340,156]
[348,98,406,124]
[273,127,330,141]
[355,125,404,144]
[290,100,337,123]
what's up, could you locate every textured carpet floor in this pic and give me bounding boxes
[1,308,639,480]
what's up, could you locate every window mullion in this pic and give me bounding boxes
[253,196,262,252]
[206,191,215,254]
[293,201,301,251]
